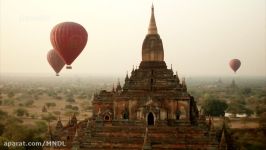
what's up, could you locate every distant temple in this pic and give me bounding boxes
[48,5,230,150]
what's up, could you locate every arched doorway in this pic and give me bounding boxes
[150,78,154,90]
[147,112,154,125]
[104,115,110,121]
[123,111,129,119]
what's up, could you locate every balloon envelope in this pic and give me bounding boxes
[47,49,65,76]
[229,59,241,73]
[50,22,88,68]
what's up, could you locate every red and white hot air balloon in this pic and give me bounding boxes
[229,59,241,73]
[50,22,88,69]
[47,49,65,76]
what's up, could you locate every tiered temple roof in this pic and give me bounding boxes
[48,5,230,150]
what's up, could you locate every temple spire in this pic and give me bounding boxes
[56,115,63,130]
[148,4,158,35]
[112,83,115,92]
[126,71,129,79]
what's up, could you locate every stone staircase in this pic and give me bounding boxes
[78,123,219,150]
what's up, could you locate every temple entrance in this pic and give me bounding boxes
[104,115,110,121]
[150,79,154,90]
[123,111,129,119]
[147,112,154,125]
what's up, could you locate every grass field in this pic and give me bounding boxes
[0,93,93,126]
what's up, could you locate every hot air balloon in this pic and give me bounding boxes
[50,22,88,69]
[47,49,65,76]
[229,59,241,73]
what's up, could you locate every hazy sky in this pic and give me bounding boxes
[0,0,265,77]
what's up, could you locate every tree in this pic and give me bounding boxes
[0,136,9,150]
[227,103,253,116]
[0,110,7,120]
[66,97,75,103]
[7,92,15,98]
[53,111,61,116]
[34,121,47,134]
[55,95,62,100]
[0,123,4,136]
[45,102,56,108]
[24,100,34,107]
[255,105,266,116]
[2,121,45,150]
[41,113,57,121]
[202,98,228,116]
[0,110,47,149]
[241,87,252,96]
[72,106,79,111]
[0,110,7,136]
[42,106,47,112]
[65,104,73,109]
[259,112,266,134]
[14,108,29,117]
[3,99,14,106]
[65,104,79,111]
[34,94,39,100]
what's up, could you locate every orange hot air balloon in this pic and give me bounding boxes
[47,49,65,76]
[50,22,88,69]
[229,59,241,73]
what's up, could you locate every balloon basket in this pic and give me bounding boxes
[66,65,72,69]
[56,73,59,76]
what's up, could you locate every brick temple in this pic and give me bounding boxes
[48,5,227,150]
